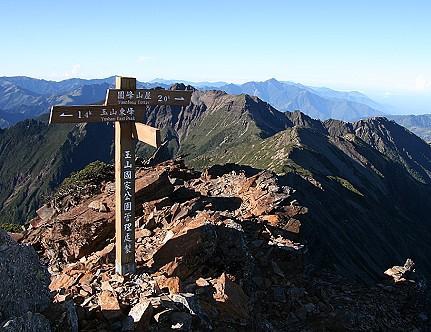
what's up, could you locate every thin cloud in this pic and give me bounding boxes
[64,64,81,78]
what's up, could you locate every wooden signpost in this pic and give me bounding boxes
[50,76,192,275]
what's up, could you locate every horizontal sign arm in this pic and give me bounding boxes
[49,105,149,124]
[106,89,192,106]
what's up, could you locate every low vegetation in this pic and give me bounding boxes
[0,222,22,233]
[327,175,364,196]
[54,161,113,198]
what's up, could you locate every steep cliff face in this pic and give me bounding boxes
[285,121,431,281]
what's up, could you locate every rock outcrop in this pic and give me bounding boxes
[15,160,430,331]
[385,258,416,283]
[0,229,51,331]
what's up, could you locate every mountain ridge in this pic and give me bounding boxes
[217,78,385,121]
[0,76,387,128]
[2,75,430,146]
[2,89,430,283]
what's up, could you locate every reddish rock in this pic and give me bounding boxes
[284,218,301,234]
[101,280,114,292]
[250,194,278,216]
[18,160,314,330]
[384,258,415,283]
[95,243,115,260]
[196,278,210,287]
[136,228,152,239]
[99,202,109,212]
[36,204,56,221]
[261,214,282,226]
[7,232,23,242]
[22,198,115,266]
[110,274,125,283]
[29,216,44,229]
[135,169,174,203]
[53,293,69,303]
[213,273,249,323]
[81,284,93,294]
[238,173,259,194]
[98,290,122,320]
[68,217,115,260]
[161,260,180,276]
[15,160,429,331]
[50,274,76,291]
[151,220,217,279]
[88,200,100,211]
[155,276,181,294]
[283,205,308,217]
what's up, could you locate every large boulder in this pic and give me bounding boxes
[0,230,51,330]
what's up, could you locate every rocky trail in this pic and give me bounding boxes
[1,160,430,331]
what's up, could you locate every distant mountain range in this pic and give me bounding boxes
[0,76,385,127]
[1,88,431,282]
[387,114,431,143]
[1,76,430,143]
[215,78,386,121]
[149,78,228,88]
[0,76,169,127]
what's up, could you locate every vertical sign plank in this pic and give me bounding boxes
[115,77,136,275]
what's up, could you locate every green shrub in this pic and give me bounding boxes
[57,161,113,192]
[0,223,22,233]
[53,161,114,205]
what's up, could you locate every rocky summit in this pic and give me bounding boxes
[2,87,431,331]
[3,160,428,331]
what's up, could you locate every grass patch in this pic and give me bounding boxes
[328,176,363,196]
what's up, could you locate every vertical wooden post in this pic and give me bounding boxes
[115,76,136,275]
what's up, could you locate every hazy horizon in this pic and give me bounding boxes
[2,73,429,115]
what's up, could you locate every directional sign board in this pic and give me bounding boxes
[49,77,193,276]
[106,89,192,106]
[49,105,148,124]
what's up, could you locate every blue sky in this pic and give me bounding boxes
[0,0,430,111]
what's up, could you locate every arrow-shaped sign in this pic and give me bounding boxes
[60,112,73,117]
[49,105,147,124]
[106,89,192,106]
